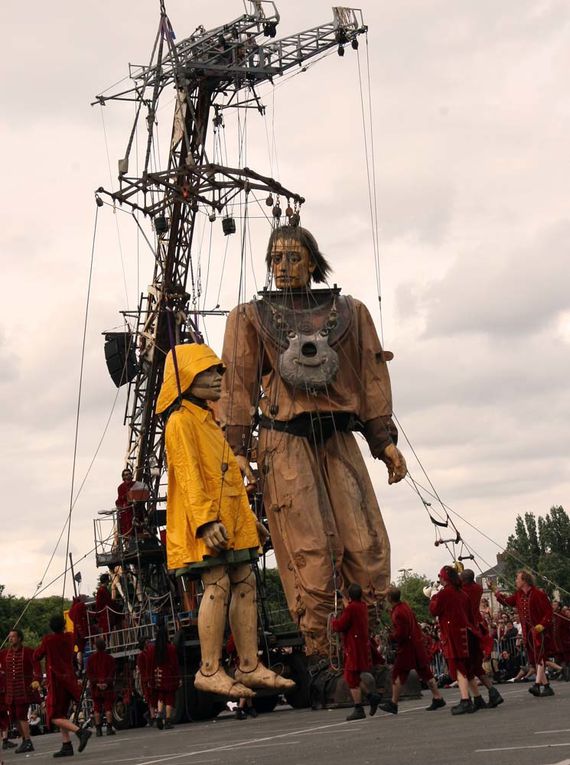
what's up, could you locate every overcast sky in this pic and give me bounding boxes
[1,0,569,603]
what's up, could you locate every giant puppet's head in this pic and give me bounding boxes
[265,225,331,290]
[156,343,225,414]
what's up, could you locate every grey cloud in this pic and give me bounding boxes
[404,221,570,337]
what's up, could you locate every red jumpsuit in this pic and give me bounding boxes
[137,646,158,708]
[0,646,41,722]
[96,585,113,635]
[332,600,371,689]
[147,644,180,707]
[496,587,553,666]
[429,585,474,680]
[390,601,433,684]
[116,479,135,537]
[86,650,116,714]
[69,597,89,652]
[461,581,493,676]
[34,633,80,722]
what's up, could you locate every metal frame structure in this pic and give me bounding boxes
[97,2,367,517]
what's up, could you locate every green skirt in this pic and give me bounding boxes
[175,547,259,577]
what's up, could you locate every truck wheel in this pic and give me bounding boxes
[112,697,131,730]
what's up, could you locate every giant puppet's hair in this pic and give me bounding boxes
[265,225,332,283]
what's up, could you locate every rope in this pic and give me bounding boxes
[61,204,100,604]
[356,37,383,342]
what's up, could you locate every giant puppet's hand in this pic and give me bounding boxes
[197,521,229,553]
[254,516,270,546]
[236,455,257,486]
[381,443,407,484]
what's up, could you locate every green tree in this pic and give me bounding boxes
[396,571,432,623]
[0,586,70,647]
[502,506,570,599]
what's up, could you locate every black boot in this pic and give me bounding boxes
[235,708,247,720]
[473,695,488,710]
[164,719,174,730]
[106,724,116,735]
[368,692,381,717]
[451,698,474,715]
[488,686,504,707]
[95,725,103,737]
[528,683,541,697]
[426,697,446,711]
[53,742,74,758]
[379,700,398,715]
[541,684,555,697]
[346,704,366,721]
[15,739,34,753]
[3,739,17,750]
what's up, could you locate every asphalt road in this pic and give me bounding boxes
[5,682,570,765]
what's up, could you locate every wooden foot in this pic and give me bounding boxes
[235,663,296,691]
[194,668,255,699]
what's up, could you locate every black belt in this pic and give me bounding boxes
[259,412,360,443]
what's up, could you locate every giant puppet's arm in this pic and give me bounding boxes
[356,300,407,483]
[220,305,262,459]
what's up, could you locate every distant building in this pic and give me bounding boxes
[476,553,507,616]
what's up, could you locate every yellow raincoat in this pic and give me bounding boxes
[156,344,259,571]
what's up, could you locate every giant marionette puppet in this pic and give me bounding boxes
[156,343,295,697]
[220,225,407,658]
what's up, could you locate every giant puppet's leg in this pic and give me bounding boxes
[194,565,254,699]
[229,563,295,691]
[325,433,390,604]
[259,429,341,657]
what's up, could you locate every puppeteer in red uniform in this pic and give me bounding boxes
[86,639,116,735]
[68,596,89,657]
[460,569,503,708]
[390,599,433,684]
[34,631,80,723]
[332,583,377,721]
[33,615,91,757]
[115,467,135,538]
[379,588,445,715]
[494,569,554,697]
[96,574,114,635]
[429,566,487,715]
[137,638,158,723]
[0,630,41,753]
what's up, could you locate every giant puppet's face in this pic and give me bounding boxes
[270,237,316,290]
[189,365,224,402]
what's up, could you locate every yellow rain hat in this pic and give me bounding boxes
[156,343,224,414]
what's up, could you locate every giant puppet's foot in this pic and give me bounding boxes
[235,663,296,692]
[194,668,255,699]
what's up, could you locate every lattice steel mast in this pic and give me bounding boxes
[96,1,367,510]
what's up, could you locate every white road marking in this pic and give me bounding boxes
[130,718,380,765]
[536,730,570,735]
[476,743,570,753]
